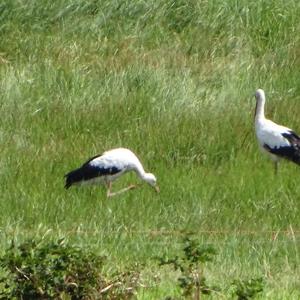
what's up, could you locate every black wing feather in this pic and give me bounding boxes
[283,130,300,144]
[64,155,121,189]
[264,130,300,165]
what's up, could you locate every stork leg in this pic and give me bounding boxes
[106,182,112,198]
[106,183,137,198]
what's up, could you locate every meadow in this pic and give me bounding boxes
[1,0,300,298]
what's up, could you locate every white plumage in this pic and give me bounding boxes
[254,89,300,173]
[65,148,159,197]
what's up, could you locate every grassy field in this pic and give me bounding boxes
[1,0,300,298]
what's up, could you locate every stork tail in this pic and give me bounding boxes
[64,167,85,189]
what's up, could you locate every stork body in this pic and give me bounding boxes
[254,89,300,173]
[65,148,159,197]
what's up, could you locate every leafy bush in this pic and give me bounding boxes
[0,239,141,299]
[157,237,266,299]
[158,236,219,299]
[231,277,265,300]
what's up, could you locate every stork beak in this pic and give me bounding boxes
[153,185,160,193]
[254,100,258,120]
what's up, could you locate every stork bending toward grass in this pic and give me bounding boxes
[254,89,300,174]
[65,148,159,197]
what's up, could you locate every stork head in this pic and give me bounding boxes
[255,89,265,102]
[144,173,160,193]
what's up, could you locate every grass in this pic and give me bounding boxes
[1,0,300,298]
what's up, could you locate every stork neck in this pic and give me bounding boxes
[133,163,147,180]
[255,97,265,123]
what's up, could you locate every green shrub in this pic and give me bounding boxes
[158,236,219,299]
[231,277,265,300]
[0,239,141,299]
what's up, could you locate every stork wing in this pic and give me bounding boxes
[264,130,300,165]
[82,156,123,178]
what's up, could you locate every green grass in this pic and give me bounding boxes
[1,0,300,298]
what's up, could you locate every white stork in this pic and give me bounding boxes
[65,148,159,197]
[254,89,300,174]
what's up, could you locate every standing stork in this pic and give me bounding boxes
[65,148,159,197]
[254,89,300,174]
